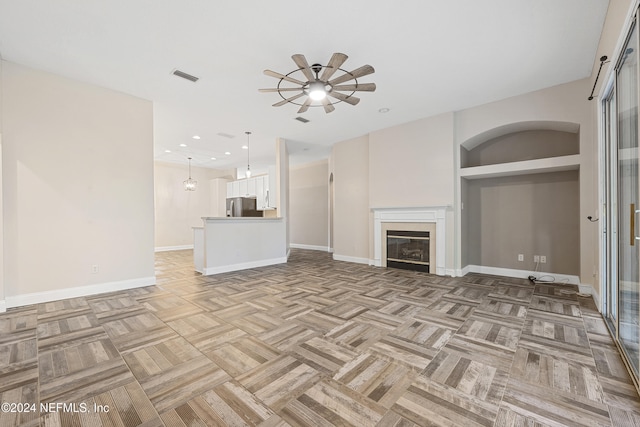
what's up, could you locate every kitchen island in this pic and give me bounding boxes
[194,217,286,275]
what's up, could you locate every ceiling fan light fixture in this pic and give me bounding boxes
[307,81,327,101]
[261,53,375,113]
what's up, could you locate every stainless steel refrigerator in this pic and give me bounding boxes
[226,197,261,217]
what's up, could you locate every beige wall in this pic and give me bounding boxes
[154,161,234,249]
[290,160,329,249]
[455,78,596,290]
[462,129,579,167]
[2,61,155,300]
[369,112,455,208]
[466,171,580,274]
[331,135,370,262]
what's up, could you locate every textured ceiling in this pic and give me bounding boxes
[0,0,609,171]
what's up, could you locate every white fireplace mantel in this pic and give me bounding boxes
[372,206,448,276]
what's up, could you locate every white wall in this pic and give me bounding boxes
[2,61,155,305]
[290,160,329,250]
[154,161,234,250]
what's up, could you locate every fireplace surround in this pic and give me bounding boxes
[372,206,447,276]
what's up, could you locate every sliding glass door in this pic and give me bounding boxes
[604,14,640,382]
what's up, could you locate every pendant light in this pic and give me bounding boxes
[245,131,252,178]
[184,157,197,191]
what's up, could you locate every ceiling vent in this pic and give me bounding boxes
[217,132,235,139]
[295,116,310,123]
[172,69,199,82]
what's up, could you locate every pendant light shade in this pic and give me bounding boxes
[184,157,197,191]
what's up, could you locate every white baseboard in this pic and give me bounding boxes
[5,276,156,309]
[0,299,6,313]
[445,269,457,277]
[458,265,471,277]
[203,257,287,275]
[290,243,331,252]
[155,245,193,252]
[464,265,580,285]
[332,254,370,265]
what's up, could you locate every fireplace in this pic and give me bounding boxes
[372,207,447,276]
[386,230,430,272]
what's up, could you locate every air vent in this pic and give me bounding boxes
[217,132,235,139]
[295,116,310,123]
[172,69,199,82]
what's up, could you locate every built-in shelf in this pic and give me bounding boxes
[459,154,580,180]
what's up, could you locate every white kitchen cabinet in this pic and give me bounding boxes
[255,176,266,210]
[227,172,275,209]
[247,177,257,197]
[267,166,277,209]
[238,179,248,197]
[231,181,240,198]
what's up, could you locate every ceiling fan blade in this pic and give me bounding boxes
[297,97,312,113]
[273,92,306,107]
[259,88,304,93]
[328,91,360,105]
[329,65,375,86]
[264,69,306,86]
[321,98,335,114]
[292,54,315,82]
[332,83,376,92]
[320,53,348,82]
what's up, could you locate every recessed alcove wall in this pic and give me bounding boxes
[460,129,579,168]
[461,128,580,276]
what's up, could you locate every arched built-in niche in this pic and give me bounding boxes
[460,121,580,278]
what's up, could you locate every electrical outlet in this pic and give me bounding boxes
[534,255,540,263]
[517,254,524,262]
[92,265,99,274]
[540,256,547,264]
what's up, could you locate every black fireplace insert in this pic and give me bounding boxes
[386,230,430,273]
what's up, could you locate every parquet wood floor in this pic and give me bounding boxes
[1,249,639,426]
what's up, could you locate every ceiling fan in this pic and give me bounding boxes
[260,53,376,114]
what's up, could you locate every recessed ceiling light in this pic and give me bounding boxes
[211,157,217,160]
[378,107,390,113]
[192,135,201,140]
[225,152,231,155]
[164,150,171,153]
[179,143,187,147]
[242,145,248,150]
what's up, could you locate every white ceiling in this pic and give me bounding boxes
[0,0,609,171]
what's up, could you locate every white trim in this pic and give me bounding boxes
[0,300,5,313]
[445,269,457,277]
[465,265,580,285]
[372,206,449,276]
[203,257,287,275]
[332,254,370,265]
[290,243,331,252]
[458,265,471,277]
[155,245,193,252]
[5,276,156,308]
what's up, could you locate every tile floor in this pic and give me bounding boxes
[0,249,639,426]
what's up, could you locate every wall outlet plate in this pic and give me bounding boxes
[518,254,524,261]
